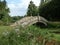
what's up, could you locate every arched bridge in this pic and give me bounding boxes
[10,16,48,27]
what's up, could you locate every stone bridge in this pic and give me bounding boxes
[10,16,48,27]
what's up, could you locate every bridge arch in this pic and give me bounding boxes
[10,16,48,27]
[27,19,47,27]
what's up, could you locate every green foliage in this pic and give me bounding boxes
[0,0,11,25]
[0,25,59,45]
[40,0,44,6]
[39,0,60,21]
[27,1,38,16]
[11,16,23,23]
[47,22,60,28]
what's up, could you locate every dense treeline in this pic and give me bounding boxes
[39,0,60,21]
[27,0,60,21]
[0,0,60,25]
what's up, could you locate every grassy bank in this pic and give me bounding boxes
[0,25,60,45]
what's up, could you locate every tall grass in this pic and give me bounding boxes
[0,25,58,45]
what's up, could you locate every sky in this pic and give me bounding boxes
[6,0,41,16]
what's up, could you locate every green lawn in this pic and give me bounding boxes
[0,26,14,34]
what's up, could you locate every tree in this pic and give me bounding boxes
[39,0,60,21]
[11,16,23,23]
[40,0,44,6]
[27,0,38,16]
[0,0,11,25]
[45,0,51,3]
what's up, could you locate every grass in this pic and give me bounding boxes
[47,22,60,28]
[0,26,14,34]
[0,25,60,45]
[54,34,60,41]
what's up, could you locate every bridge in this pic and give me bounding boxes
[10,16,48,27]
